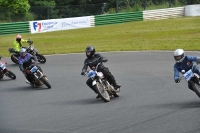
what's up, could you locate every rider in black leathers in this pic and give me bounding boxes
[81,46,121,99]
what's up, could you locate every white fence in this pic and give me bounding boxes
[143,7,185,20]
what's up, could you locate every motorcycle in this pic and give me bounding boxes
[180,68,200,98]
[8,40,46,64]
[0,56,16,80]
[85,62,120,102]
[26,65,51,89]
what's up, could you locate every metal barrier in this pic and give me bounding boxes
[95,11,143,26]
[143,7,185,20]
[0,22,30,35]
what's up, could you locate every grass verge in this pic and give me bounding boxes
[0,16,200,57]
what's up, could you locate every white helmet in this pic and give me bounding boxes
[174,49,185,63]
[20,48,27,57]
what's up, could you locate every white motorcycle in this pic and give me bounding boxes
[0,56,16,80]
[85,62,120,102]
[180,68,200,98]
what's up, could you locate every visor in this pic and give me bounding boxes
[174,56,182,61]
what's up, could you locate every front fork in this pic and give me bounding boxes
[33,70,44,79]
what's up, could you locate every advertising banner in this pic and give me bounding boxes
[30,16,92,33]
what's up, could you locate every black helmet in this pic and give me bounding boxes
[85,46,95,58]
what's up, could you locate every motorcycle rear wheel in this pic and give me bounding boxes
[36,54,46,63]
[95,82,110,102]
[0,72,4,79]
[11,55,18,64]
[113,91,120,97]
[5,71,16,79]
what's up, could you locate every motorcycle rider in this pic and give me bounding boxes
[0,55,8,76]
[81,46,121,99]
[18,48,37,86]
[173,49,200,90]
[13,34,33,54]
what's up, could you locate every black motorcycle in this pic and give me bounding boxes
[8,40,46,64]
[0,56,16,80]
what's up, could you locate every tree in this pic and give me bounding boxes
[29,0,57,20]
[0,0,30,14]
[0,0,30,21]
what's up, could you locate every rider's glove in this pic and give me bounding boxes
[26,70,31,74]
[100,58,107,62]
[175,78,180,83]
[81,72,85,75]
[27,40,33,44]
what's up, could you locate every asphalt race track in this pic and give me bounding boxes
[0,51,200,133]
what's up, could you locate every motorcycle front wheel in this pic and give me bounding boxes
[40,76,51,89]
[192,83,200,98]
[11,55,18,64]
[36,54,46,63]
[95,82,110,102]
[5,71,16,79]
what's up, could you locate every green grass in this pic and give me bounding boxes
[0,16,200,57]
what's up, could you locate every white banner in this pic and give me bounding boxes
[30,16,92,33]
[185,4,200,16]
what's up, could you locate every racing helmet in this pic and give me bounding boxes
[85,46,95,58]
[20,48,27,57]
[16,34,22,42]
[174,49,185,63]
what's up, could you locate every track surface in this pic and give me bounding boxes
[0,51,200,133]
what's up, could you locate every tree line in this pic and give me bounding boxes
[0,0,199,22]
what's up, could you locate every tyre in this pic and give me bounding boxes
[113,92,119,97]
[11,55,18,64]
[40,76,51,89]
[192,83,200,98]
[6,71,16,79]
[95,82,110,102]
[0,72,4,79]
[36,54,46,63]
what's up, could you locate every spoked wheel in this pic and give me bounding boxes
[95,82,110,102]
[5,71,16,79]
[192,84,200,98]
[40,76,51,89]
[11,55,18,64]
[0,72,4,79]
[36,54,46,63]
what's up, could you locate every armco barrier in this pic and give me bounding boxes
[95,11,143,26]
[143,7,184,20]
[0,22,30,35]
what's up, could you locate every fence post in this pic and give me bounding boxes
[169,0,172,7]
[116,0,118,13]
[47,6,50,19]
[143,0,146,10]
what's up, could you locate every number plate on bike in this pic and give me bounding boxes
[30,66,38,73]
[183,69,194,81]
[87,70,95,78]
[0,63,6,70]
